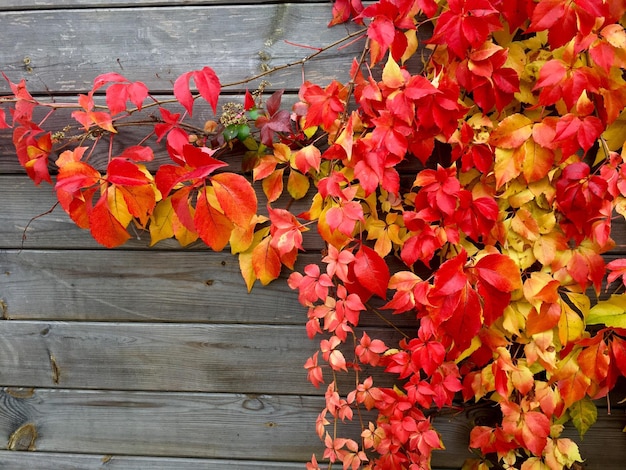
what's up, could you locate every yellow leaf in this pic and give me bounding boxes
[149,198,175,246]
[502,302,529,336]
[455,335,481,364]
[382,54,404,89]
[230,215,260,254]
[273,143,292,162]
[287,169,310,200]
[587,294,626,327]
[238,227,270,292]
[569,396,597,439]
[107,186,132,227]
[401,29,418,64]
[557,298,585,345]
[602,110,626,151]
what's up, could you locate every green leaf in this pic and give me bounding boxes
[223,124,239,140]
[569,396,597,439]
[587,295,626,328]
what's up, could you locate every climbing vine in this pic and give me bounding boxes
[2,0,626,468]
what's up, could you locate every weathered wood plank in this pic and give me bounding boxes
[0,5,366,95]
[0,248,310,324]
[0,388,623,467]
[0,388,331,461]
[0,248,416,327]
[0,452,307,470]
[0,321,406,394]
[0,320,373,394]
[1,0,323,9]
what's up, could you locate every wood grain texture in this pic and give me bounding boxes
[0,388,330,461]
[0,4,366,94]
[0,248,309,324]
[0,0,323,9]
[0,320,322,394]
[0,452,308,470]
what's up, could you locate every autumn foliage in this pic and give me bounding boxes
[2,0,626,468]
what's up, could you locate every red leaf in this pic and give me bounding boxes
[610,337,626,377]
[118,145,154,162]
[441,286,482,355]
[354,245,390,299]
[92,72,128,90]
[268,206,306,257]
[607,258,626,286]
[174,67,221,116]
[105,83,129,115]
[428,0,502,58]
[106,158,152,186]
[0,108,8,129]
[193,66,221,114]
[300,80,347,130]
[127,81,149,110]
[432,250,468,297]
[521,411,550,456]
[194,187,234,251]
[473,253,522,292]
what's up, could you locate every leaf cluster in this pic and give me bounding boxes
[2,0,626,468]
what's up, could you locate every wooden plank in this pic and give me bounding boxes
[0,452,308,470]
[0,247,416,325]
[0,321,333,394]
[0,388,623,467]
[0,388,330,461]
[0,5,366,95]
[0,248,312,324]
[0,0,323,10]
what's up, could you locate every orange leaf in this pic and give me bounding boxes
[262,168,284,203]
[527,302,562,335]
[293,144,322,174]
[473,252,522,292]
[522,139,554,183]
[210,172,257,228]
[489,113,533,149]
[252,236,282,285]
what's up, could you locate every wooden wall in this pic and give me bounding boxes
[0,1,625,469]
